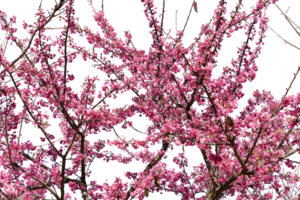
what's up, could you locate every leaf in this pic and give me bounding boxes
[193,2,198,13]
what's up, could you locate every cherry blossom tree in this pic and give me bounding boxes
[0,0,299,199]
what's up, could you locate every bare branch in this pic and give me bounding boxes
[174,9,180,37]
[275,3,300,37]
[160,0,166,37]
[99,0,106,11]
